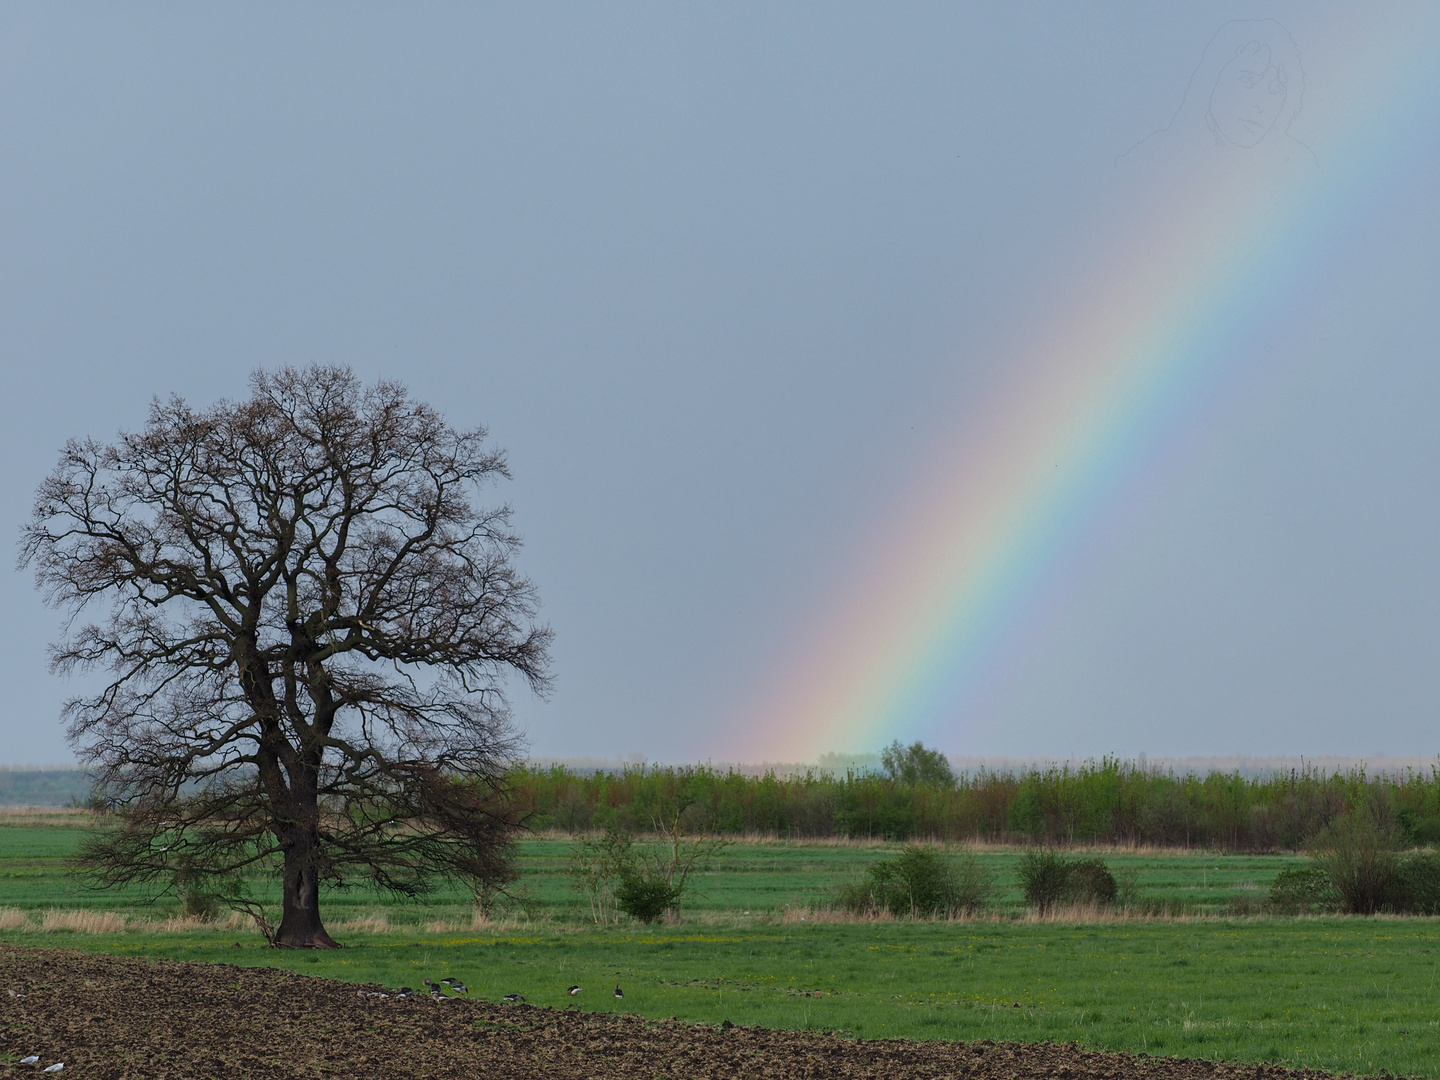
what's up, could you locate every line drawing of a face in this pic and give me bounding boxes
[1208,41,1288,147]
[1116,19,1315,169]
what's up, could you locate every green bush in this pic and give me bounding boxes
[1267,865,1338,914]
[614,871,678,923]
[1017,850,1072,912]
[890,846,953,915]
[1310,813,1399,914]
[1069,859,1118,905]
[1016,851,1117,911]
[837,845,993,918]
[179,889,220,920]
[950,852,997,915]
[1390,851,1440,914]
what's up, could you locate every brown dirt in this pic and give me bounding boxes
[0,945,1365,1079]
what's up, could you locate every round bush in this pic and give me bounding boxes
[615,873,676,923]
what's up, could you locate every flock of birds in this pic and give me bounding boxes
[355,979,625,1004]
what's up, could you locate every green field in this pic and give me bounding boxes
[0,813,1300,920]
[4,814,1440,1077]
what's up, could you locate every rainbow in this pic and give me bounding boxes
[731,11,1440,763]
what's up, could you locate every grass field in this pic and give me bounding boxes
[0,811,1302,921]
[5,813,1440,1077]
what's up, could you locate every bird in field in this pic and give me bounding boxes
[501,993,525,1003]
[441,978,468,995]
[20,1057,39,1065]
[614,985,624,1000]
[43,1065,64,1074]
[567,985,581,996]
[394,987,415,999]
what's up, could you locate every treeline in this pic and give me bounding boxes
[0,768,90,807]
[505,758,1440,851]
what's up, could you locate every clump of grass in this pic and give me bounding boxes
[0,906,29,930]
[41,909,128,934]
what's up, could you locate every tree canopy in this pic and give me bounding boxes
[21,366,551,946]
[881,740,956,789]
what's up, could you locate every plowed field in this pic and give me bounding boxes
[0,946,1372,1079]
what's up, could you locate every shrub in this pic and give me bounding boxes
[950,853,997,915]
[1398,809,1440,846]
[614,871,678,923]
[180,890,220,921]
[1069,859,1118,905]
[837,845,993,918]
[1310,813,1399,914]
[1390,851,1440,914]
[1017,850,1072,912]
[1017,851,1118,911]
[889,845,955,916]
[1267,865,1337,914]
[568,827,636,924]
[172,858,221,921]
[834,875,879,915]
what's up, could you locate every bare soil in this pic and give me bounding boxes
[0,945,1366,1079]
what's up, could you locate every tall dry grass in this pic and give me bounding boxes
[40,910,128,934]
[333,913,391,934]
[781,906,895,924]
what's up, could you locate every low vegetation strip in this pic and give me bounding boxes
[0,946,1362,1080]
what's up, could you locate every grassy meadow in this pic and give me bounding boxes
[5,811,1440,1076]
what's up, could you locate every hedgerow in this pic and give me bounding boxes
[504,758,1440,851]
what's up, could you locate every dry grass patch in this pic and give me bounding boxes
[781,906,896,924]
[0,807,92,826]
[142,915,223,933]
[41,909,128,933]
[0,906,29,930]
[334,913,391,934]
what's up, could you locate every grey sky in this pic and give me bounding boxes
[2,3,1437,766]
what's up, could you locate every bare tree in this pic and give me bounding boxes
[20,366,551,947]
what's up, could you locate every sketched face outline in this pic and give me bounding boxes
[1208,42,1288,147]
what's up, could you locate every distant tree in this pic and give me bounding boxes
[21,366,551,947]
[880,740,956,789]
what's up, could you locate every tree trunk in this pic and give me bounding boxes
[275,829,340,949]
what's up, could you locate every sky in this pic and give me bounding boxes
[1,3,1438,767]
